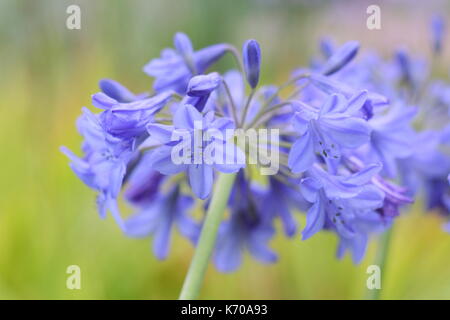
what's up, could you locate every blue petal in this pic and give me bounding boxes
[146,123,175,144]
[344,185,385,210]
[214,224,242,272]
[173,104,203,129]
[176,198,200,243]
[320,41,359,75]
[99,79,139,103]
[319,114,371,148]
[319,94,347,115]
[210,117,235,134]
[214,239,242,272]
[288,130,315,173]
[109,162,126,198]
[153,217,173,260]
[342,163,382,185]
[173,32,194,57]
[302,199,326,240]
[150,147,187,175]
[124,205,161,237]
[247,226,278,263]
[278,204,297,237]
[194,43,228,73]
[211,141,245,173]
[345,90,368,114]
[300,177,322,203]
[188,164,214,199]
[92,92,117,109]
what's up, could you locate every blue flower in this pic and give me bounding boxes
[299,164,384,240]
[143,33,228,94]
[92,90,174,140]
[61,108,134,229]
[146,104,245,199]
[288,92,371,173]
[366,104,417,177]
[124,185,200,259]
[184,72,222,111]
[124,151,165,207]
[399,129,450,214]
[346,156,413,217]
[214,174,277,272]
[258,177,309,237]
[308,73,389,118]
[64,32,450,269]
[336,211,387,263]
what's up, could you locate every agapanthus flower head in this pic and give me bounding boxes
[63,26,450,273]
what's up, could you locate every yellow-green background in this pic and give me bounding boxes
[1,0,450,299]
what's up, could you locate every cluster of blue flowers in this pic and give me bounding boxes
[63,17,450,271]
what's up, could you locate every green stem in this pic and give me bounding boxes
[240,89,255,127]
[366,226,393,300]
[225,45,245,74]
[222,80,240,126]
[179,172,237,300]
[246,101,293,129]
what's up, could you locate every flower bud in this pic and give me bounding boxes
[187,72,222,97]
[242,39,261,88]
[431,14,445,54]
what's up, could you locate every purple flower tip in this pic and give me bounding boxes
[242,39,261,88]
[321,41,359,75]
[174,32,194,57]
[431,14,445,54]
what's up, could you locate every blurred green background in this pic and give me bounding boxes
[1,0,450,299]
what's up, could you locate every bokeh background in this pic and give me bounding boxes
[1,0,450,299]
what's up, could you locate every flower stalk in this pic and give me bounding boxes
[366,226,393,300]
[179,172,237,300]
